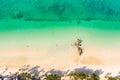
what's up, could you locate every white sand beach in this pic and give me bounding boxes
[0,19,120,79]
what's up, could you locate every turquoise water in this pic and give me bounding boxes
[0,0,120,31]
[0,0,120,21]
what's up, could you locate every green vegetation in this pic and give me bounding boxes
[0,66,120,80]
[68,72,88,80]
[19,72,31,79]
[105,76,120,80]
[89,73,100,80]
[43,74,61,80]
[68,72,100,80]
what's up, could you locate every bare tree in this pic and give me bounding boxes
[75,39,83,56]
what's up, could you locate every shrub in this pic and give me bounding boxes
[68,72,88,80]
[88,73,100,80]
[44,74,61,80]
[105,76,120,80]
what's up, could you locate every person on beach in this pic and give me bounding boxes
[75,39,83,56]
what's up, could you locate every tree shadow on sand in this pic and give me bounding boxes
[45,66,104,76]
[19,65,46,75]
[73,66,104,75]
[46,69,63,75]
[0,67,8,75]
[0,65,105,80]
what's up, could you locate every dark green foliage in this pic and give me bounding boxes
[68,72,100,80]
[20,72,32,79]
[44,74,61,80]
[88,73,100,80]
[107,77,116,80]
[68,72,88,80]
[105,76,120,80]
